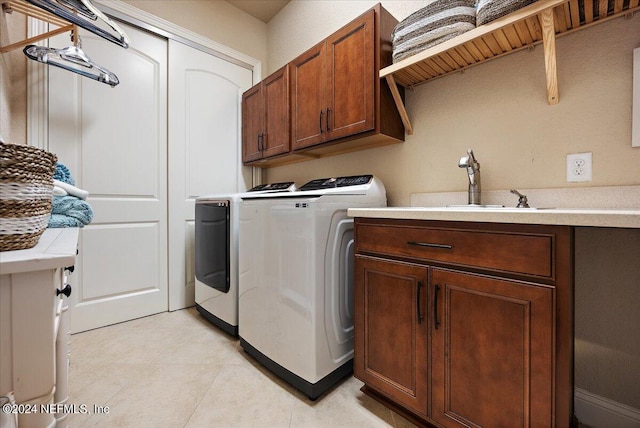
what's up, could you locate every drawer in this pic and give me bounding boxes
[355,223,554,278]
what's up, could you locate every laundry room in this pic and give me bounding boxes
[1,1,639,427]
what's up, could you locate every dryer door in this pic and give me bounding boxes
[195,202,230,293]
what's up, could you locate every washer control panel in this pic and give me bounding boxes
[299,175,373,191]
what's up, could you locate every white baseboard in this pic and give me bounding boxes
[575,388,640,428]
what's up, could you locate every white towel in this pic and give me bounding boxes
[53,186,68,196]
[53,179,89,200]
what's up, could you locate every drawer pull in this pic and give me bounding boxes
[407,241,452,250]
[434,283,441,330]
[417,281,424,324]
[56,284,72,297]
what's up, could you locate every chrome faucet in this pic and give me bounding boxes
[458,149,481,205]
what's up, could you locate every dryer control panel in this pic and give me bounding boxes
[247,182,296,193]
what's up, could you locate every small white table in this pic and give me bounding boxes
[1,228,79,428]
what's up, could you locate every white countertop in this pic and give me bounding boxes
[0,228,80,274]
[347,207,640,228]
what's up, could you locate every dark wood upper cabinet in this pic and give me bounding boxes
[244,3,404,167]
[292,9,375,150]
[242,65,290,164]
[290,43,326,149]
[242,83,264,163]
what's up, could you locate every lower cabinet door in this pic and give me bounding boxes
[431,268,554,428]
[354,256,429,417]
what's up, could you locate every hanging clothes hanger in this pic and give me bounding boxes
[23,34,120,87]
[55,0,98,21]
[54,0,130,47]
[25,0,129,48]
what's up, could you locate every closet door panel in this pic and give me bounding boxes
[168,40,253,310]
[48,23,169,333]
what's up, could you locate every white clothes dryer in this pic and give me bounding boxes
[238,175,386,399]
[194,182,295,336]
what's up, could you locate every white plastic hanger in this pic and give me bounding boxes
[24,36,120,87]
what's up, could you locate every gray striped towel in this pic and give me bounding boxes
[476,0,539,26]
[392,0,476,63]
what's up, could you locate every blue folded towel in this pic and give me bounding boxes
[48,195,93,228]
[53,163,75,185]
[49,214,86,228]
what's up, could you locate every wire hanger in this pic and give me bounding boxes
[26,0,130,48]
[23,30,120,87]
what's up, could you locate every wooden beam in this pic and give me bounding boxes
[540,8,559,105]
[385,75,413,135]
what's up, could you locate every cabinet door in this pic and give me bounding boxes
[431,269,554,428]
[263,65,290,158]
[291,42,326,150]
[325,9,374,141]
[354,256,429,418]
[242,83,264,163]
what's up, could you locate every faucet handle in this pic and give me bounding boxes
[510,189,530,208]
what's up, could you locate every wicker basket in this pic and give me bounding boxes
[0,142,57,251]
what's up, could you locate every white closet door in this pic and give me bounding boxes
[168,40,253,310]
[48,23,169,332]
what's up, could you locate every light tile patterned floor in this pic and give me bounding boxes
[68,308,417,427]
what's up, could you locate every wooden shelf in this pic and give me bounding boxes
[382,0,640,134]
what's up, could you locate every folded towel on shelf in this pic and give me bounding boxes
[49,195,94,228]
[53,186,68,196]
[476,0,538,26]
[392,0,476,63]
[53,162,75,185]
[47,162,94,228]
[49,213,86,228]
[53,179,89,200]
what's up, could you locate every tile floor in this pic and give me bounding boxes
[68,308,417,427]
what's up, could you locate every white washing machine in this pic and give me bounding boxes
[238,175,386,399]
[194,182,296,336]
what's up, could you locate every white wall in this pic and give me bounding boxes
[0,13,27,145]
[122,0,268,75]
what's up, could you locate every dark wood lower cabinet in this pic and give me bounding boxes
[353,218,574,428]
[431,269,553,427]
[354,257,429,418]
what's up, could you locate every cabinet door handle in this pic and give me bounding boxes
[319,110,324,134]
[257,133,262,151]
[434,283,440,330]
[417,281,424,324]
[57,283,72,297]
[326,108,331,131]
[407,241,452,250]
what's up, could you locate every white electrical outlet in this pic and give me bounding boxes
[567,152,592,182]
